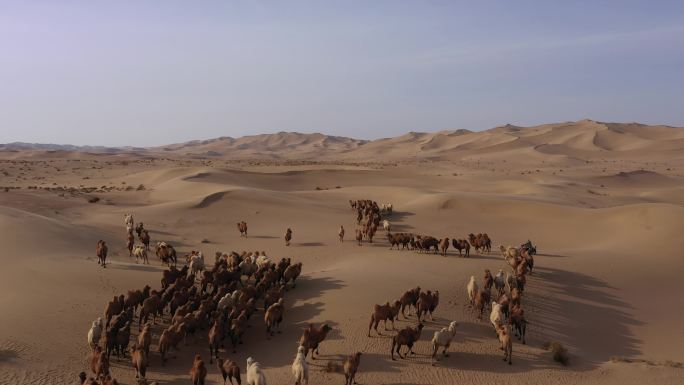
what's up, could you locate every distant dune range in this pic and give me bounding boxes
[2,120,683,162]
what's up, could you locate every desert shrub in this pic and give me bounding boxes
[663,360,682,368]
[544,341,569,366]
[87,196,100,203]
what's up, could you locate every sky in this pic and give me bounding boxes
[1,1,683,146]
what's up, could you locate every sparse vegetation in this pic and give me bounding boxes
[543,341,569,366]
[664,360,683,368]
[610,356,682,368]
[87,196,100,203]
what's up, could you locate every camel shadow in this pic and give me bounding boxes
[388,223,415,231]
[107,262,165,272]
[298,242,325,247]
[536,253,569,258]
[381,211,415,232]
[385,211,414,222]
[451,252,499,261]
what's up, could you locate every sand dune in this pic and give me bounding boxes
[3,121,683,163]
[1,121,683,385]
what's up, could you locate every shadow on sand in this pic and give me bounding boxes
[524,266,643,367]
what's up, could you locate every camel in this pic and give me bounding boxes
[354,228,364,245]
[126,231,135,257]
[237,221,248,237]
[451,238,470,257]
[135,222,145,238]
[391,323,424,360]
[285,228,292,246]
[96,240,108,268]
[139,229,150,251]
[155,242,177,267]
[124,213,134,234]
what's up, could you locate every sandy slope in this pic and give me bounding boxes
[1,123,683,385]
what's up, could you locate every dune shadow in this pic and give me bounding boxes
[523,266,643,368]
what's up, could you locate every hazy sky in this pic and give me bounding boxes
[1,1,683,146]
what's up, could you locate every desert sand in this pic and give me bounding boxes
[1,120,683,385]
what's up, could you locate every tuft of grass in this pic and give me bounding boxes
[664,360,683,368]
[137,184,146,191]
[87,196,100,203]
[544,341,569,366]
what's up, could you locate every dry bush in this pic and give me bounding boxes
[87,196,100,203]
[663,360,683,368]
[544,341,569,366]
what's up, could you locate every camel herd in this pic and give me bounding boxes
[87,237,308,384]
[366,235,536,366]
[84,214,354,385]
[84,206,538,384]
